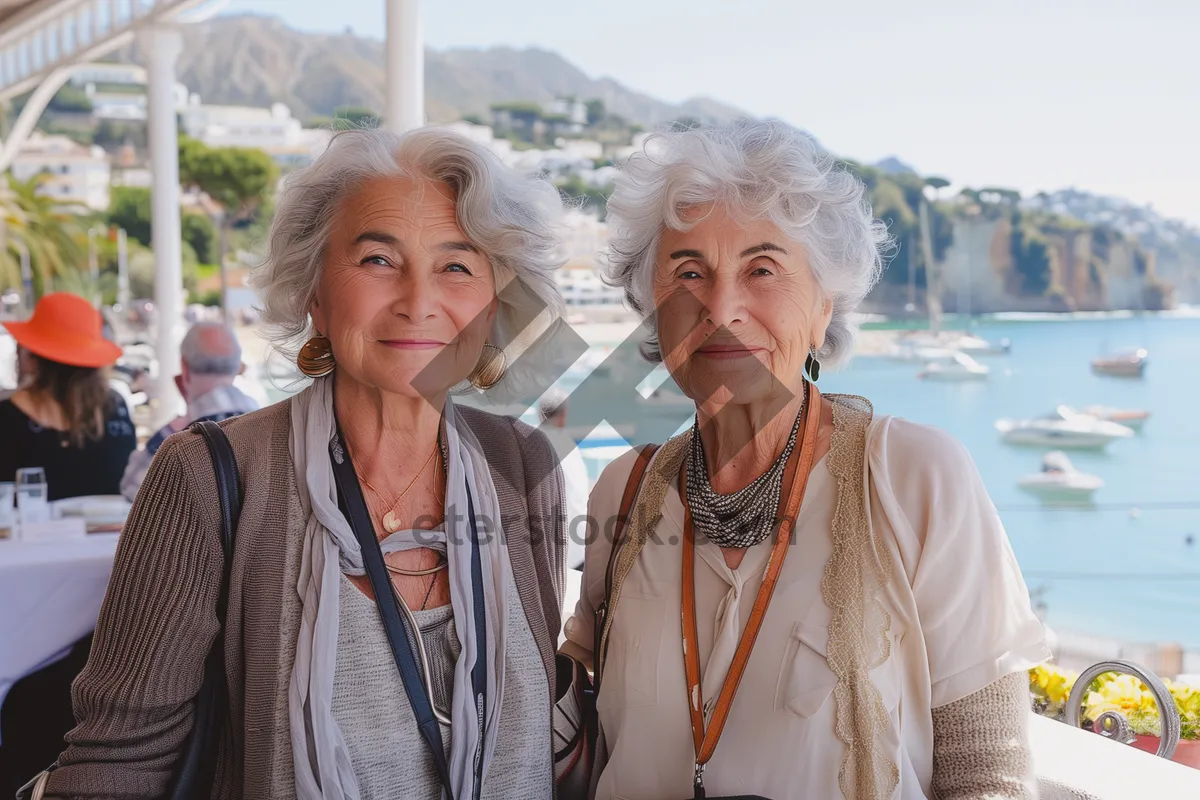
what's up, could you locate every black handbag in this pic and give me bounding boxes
[17,420,242,800]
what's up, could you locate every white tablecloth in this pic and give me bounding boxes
[0,534,120,745]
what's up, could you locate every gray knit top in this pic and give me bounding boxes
[332,570,552,799]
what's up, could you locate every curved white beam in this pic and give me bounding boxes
[0,61,74,172]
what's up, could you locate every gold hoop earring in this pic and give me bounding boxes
[298,335,335,378]
[469,343,508,390]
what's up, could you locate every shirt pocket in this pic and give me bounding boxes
[596,594,665,710]
[774,621,900,719]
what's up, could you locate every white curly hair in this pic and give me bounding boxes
[604,118,891,365]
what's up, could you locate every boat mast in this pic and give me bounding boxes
[920,197,941,334]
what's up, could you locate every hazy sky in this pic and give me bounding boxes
[224,0,1199,225]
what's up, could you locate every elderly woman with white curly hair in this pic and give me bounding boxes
[35,128,569,800]
[561,119,1050,800]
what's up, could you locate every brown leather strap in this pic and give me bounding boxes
[594,442,660,688]
[681,383,823,775]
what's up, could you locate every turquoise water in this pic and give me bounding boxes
[555,315,1200,649]
[824,316,1200,649]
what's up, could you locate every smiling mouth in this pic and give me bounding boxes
[379,339,445,350]
[694,345,764,360]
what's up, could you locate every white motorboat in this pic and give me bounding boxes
[1079,405,1151,431]
[883,343,961,363]
[899,331,1011,356]
[995,406,1135,449]
[1017,451,1103,503]
[955,333,1012,355]
[918,352,990,381]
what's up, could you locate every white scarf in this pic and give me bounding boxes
[287,377,509,800]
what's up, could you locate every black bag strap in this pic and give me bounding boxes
[329,435,458,799]
[168,420,242,800]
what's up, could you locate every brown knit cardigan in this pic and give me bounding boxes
[43,398,566,799]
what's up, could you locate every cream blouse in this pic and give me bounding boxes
[562,413,1051,800]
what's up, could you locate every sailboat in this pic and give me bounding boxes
[912,197,1010,359]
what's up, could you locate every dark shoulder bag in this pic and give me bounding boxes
[17,420,242,800]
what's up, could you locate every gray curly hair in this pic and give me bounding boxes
[251,127,566,388]
[604,118,890,365]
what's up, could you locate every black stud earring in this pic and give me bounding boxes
[805,347,821,382]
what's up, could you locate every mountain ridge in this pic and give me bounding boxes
[111,13,748,128]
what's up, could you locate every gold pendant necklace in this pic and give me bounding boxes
[359,446,441,533]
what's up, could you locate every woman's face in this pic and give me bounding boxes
[311,176,498,400]
[652,203,831,413]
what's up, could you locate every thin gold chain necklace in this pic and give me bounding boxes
[358,446,440,534]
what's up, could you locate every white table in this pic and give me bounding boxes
[0,534,120,745]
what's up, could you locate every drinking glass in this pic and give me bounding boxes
[15,467,51,529]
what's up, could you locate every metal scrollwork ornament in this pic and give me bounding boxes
[1065,659,1181,760]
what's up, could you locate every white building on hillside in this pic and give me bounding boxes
[562,209,608,263]
[440,121,514,161]
[548,97,588,126]
[70,64,189,121]
[10,132,111,211]
[179,100,332,167]
[557,210,623,307]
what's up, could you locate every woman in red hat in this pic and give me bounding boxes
[0,292,136,500]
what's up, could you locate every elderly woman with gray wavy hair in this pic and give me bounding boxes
[37,128,568,800]
[561,119,1050,800]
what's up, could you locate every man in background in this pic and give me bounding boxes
[120,321,260,501]
[539,388,591,570]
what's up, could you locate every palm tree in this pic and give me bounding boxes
[0,173,87,300]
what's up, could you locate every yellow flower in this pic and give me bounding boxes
[1083,674,1153,717]
[1029,664,1076,705]
[1045,671,1074,705]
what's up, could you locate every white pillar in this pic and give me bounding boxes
[385,0,424,133]
[116,228,130,312]
[144,24,185,427]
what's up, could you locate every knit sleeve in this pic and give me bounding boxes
[930,671,1038,800]
[44,434,225,798]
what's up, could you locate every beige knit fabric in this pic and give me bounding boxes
[823,394,899,800]
[931,672,1037,800]
[43,399,565,799]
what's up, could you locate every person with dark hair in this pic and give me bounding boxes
[0,292,136,500]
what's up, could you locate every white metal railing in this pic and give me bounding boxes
[0,0,208,102]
